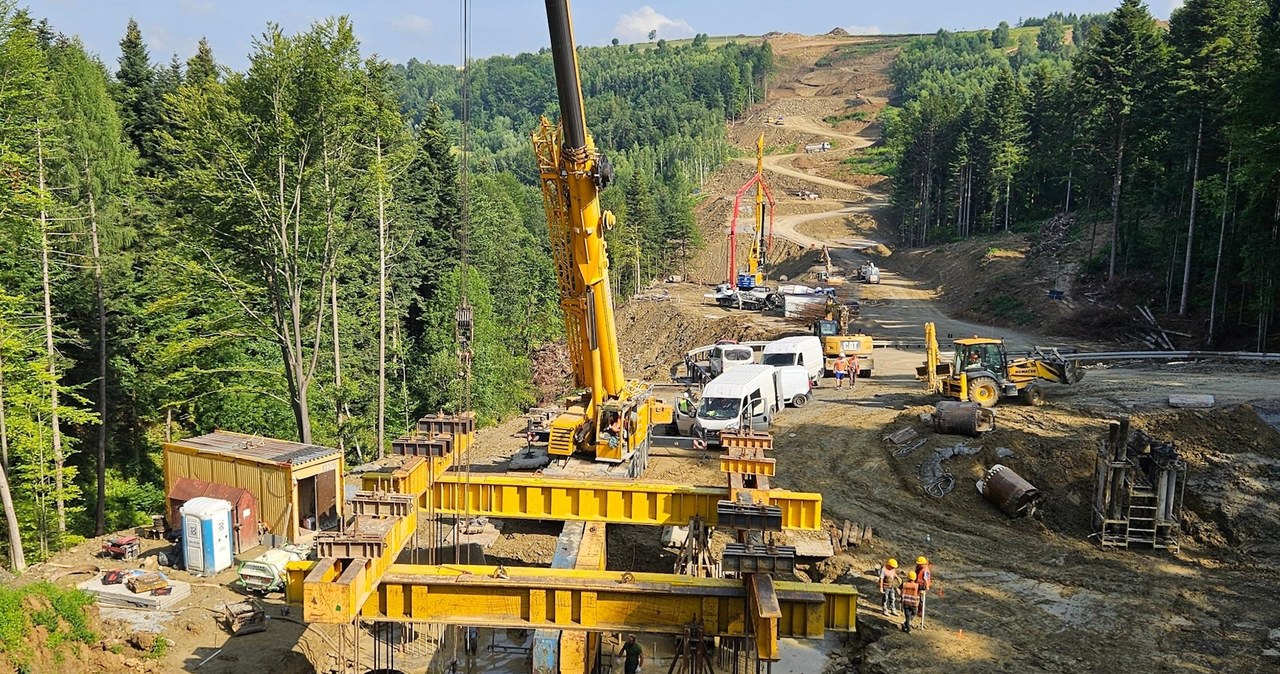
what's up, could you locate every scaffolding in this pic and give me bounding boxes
[1092,418,1187,552]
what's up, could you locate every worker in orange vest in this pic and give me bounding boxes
[833,353,850,390]
[899,571,922,634]
[915,556,932,628]
[876,558,899,615]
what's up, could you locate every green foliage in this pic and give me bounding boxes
[841,145,896,176]
[145,635,169,660]
[824,110,872,125]
[985,294,1034,324]
[993,21,1011,48]
[0,583,96,659]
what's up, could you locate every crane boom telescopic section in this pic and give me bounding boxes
[534,0,671,467]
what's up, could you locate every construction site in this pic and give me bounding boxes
[10,5,1280,674]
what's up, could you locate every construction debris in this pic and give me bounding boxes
[79,571,191,610]
[1168,394,1215,409]
[222,600,267,636]
[918,442,981,498]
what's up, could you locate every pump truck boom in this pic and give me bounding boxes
[533,0,672,470]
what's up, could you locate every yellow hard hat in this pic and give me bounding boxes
[887,558,898,568]
[917,556,928,565]
[908,571,918,581]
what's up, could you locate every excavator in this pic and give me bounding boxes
[918,322,1082,407]
[812,296,873,378]
[532,0,672,473]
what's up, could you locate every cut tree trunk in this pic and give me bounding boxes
[0,459,24,573]
[1108,123,1126,283]
[1178,116,1202,317]
[37,127,66,535]
[376,134,388,460]
[87,182,107,537]
[1209,152,1231,344]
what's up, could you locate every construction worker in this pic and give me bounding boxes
[849,353,861,388]
[915,556,932,628]
[603,413,623,449]
[833,353,850,390]
[877,558,899,616]
[618,634,644,674]
[899,571,922,634]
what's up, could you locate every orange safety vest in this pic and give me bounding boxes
[877,566,897,590]
[900,581,921,608]
[915,565,932,591]
[833,358,849,373]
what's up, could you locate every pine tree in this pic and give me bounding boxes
[186,36,217,86]
[113,19,164,170]
[1074,0,1168,281]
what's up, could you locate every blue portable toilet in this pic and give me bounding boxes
[180,496,234,576]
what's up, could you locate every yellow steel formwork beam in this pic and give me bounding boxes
[286,563,856,638]
[428,474,822,530]
[299,492,417,624]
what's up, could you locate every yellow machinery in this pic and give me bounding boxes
[918,322,1082,407]
[813,299,873,377]
[532,1,671,465]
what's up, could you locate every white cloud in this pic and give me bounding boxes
[613,6,695,43]
[391,14,433,37]
[843,25,883,35]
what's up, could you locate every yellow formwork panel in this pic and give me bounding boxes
[359,453,454,496]
[299,495,419,624]
[285,563,857,636]
[719,455,776,477]
[430,475,822,530]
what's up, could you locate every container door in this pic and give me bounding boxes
[212,510,232,572]
[183,513,202,573]
[235,496,258,554]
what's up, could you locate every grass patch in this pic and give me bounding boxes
[765,143,797,155]
[0,583,98,662]
[985,294,1035,325]
[815,39,908,66]
[840,146,895,177]
[145,637,170,661]
[824,110,873,125]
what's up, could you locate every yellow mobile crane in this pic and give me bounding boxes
[533,1,672,470]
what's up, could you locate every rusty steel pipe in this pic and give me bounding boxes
[978,464,1041,518]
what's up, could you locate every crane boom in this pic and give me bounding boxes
[533,0,670,467]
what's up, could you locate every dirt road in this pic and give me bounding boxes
[715,35,1280,674]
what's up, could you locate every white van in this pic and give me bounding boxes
[774,365,812,407]
[761,336,824,383]
[709,342,754,377]
[692,364,778,446]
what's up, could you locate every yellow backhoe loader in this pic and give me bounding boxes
[917,322,1082,407]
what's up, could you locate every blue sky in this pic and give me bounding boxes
[24,1,1184,70]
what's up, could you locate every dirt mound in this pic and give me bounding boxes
[530,342,572,404]
[828,27,850,36]
[0,590,165,674]
[878,403,1280,559]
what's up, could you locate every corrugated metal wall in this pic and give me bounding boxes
[165,444,344,543]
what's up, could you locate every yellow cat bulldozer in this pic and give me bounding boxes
[917,322,1082,407]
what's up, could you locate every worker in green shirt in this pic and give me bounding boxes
[618,634,644,674]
